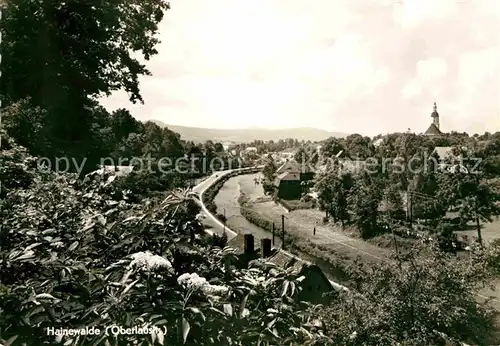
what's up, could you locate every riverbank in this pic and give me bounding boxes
[211,173,363,286]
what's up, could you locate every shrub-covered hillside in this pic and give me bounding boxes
[0,135,330,346]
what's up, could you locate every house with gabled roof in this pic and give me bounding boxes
[274,159,316,199]
[263,250,337,303]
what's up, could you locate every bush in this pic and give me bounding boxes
[262,181,276,195]
[208,232,228,248]
[0,141,329,345]
[437,224,461,253]
[279,199,314,211]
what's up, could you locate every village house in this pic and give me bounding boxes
[316,150,366,176]
[274,160,316,200]
[280,148,297,160]
[274,171,302,199]
[431,146,469,173]
[227,233,339,303]
[98,165,134,177]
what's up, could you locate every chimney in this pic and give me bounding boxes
[261,238,272,258]
[244,233,254,255]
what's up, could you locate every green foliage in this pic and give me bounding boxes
[348,177,383,239]
[320,137,346,160]
[315,165,353,227]
[262,156,277,182]
[2,0,168,106]
[344,134,371,159]
[0,0,195,173]
[262,181,276,196]
[0,142,327,346]
[319,241,496,345]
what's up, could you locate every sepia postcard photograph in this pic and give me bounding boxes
[1,0,500,345]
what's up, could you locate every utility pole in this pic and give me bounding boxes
[223,207,226,234]
[313,226,316,235]
[409,192,413,228]
[272,223,275,245]
[282,214,285,250]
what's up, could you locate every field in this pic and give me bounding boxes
[237,173,391,264]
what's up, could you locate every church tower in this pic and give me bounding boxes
[431,102,440,130]
[424,102,443,136]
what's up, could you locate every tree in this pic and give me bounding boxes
[214,142,224,153]
[315,164,353,227]
[1,98,48,155]
[345,133,370,159]
[348,174,383,238]
[293,147,310,164]
[319,241,496,345]
[320,137,346,160]
[2,0,169,106]
[383,183,405,220]
[1,0,169,158]
[262,155,277,182]
[439,149,500,246]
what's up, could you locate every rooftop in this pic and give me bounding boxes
[276,160,315,174]
[432,146,455,160]
[424,123,442,136]
[274,172,301,186]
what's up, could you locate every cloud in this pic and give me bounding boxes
[100,0,500,136]
[401,58,448,99]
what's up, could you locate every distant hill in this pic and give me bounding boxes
[150,121,348,143]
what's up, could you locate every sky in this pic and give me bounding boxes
[100,0,500,136]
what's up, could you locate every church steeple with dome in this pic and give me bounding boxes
[424,102,443,136]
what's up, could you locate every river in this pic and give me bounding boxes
[213,173,349,284]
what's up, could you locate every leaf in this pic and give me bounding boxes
[267,318,277,329]
[150,330,157,345]
[186,307,205,321]
[8,250,21,260]
[68,241,79,251]
[3,335,18,346]
[241,308,250,318]
[223,303,233,317]
[208,307,225,315]
[13,250,35,262]
[281,281,290,297]
[149,314,164,321]
[264,327,279,339]
[121,279,139,297]
[104,208,117,216]
[157,328,165,345]
[42,228,56,235]
[123,216,139,223]
[25,242,42,251]
[80,223,95,232]
[239,293,250,319]
[35,293,58,300]
[181,317,190,344]
[96,214,106,226]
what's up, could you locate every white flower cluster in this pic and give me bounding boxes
[177,273,229,296]
[129,251,173,272]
